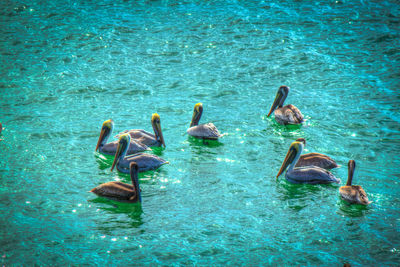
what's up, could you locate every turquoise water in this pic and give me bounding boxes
[1,0,400,265]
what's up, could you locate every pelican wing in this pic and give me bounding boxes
[187,123,221,139]
[286,166,340,184]
[296,153,338,169]
[116,129,158,147]
[275,104,304,125]
[91,181,135,200]
[115,129,153,138]
[118,153,169,173]
[340,185,371,205]
[100,140,148,155]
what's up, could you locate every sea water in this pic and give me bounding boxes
[0,0,399,265]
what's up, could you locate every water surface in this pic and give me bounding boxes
[1,0,400,265]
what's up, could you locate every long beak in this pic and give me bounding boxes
[190,109,201,127]
[153,122,166,148]
[95,127,107,151]
[267,91,283,117]
[111,141,123,171]
[156,123,166,148]
[276,147,296,179]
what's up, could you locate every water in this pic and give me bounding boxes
[1,0,400,265]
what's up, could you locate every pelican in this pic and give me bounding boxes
[267,85,304,125]
[187,103,222,140]
[111,133,168,173]
[116,113,166,147]
[95,119,148,155]
[295,138,339,169]
[91,162,142,203]
[276,141,340,184]
[339,160,371,205]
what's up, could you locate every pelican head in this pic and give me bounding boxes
[296,138,306,146]
[95,119,114,151]
[111,133,131,171]
[346,160,356,186]
[276,141,303,179]
[267,85,290,117]
[151,113,166,147]
[129,162,142,203]
[190,103,203,127]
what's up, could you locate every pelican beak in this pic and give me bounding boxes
[111,135,129,171]
[95,126,109,151]
[152,113,166,148]
[267,91,283,117]
[276,144,298,179]
[110,141,122,171]
[156,123,166,148]
[190,103,203,127]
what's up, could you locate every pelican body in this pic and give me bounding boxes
[111,134,168,173]
[276,141,340,184]
[267,86,304,125]
[339,160,371,205]
[187,103,221,140]
[116,113,165,148]
[91,162,142,203]
[95,119,148,155]
[295,138,339,169]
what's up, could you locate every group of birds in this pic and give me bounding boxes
[90,85,371,206]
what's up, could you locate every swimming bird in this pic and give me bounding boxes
[339,160,371,205]
[276,141,340,184]
[95,119,148,155]
[115,113,166,147]
[91,162,142,203]
[267,86,304,125]
[295,138,339,169]
[111,133,168,173]
[187,103,222,140]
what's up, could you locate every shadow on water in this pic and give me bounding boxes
[275,178,340,211]
[94,152,114,170]
[187,136,224,148]
[89,197,144,228]
[150,146,165,156]
[262,116,305,137]
[337,198,370,217]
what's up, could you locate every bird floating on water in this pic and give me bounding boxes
[95,119,148,155]
[111,134,168,173]
[91,162,142,203]
[116,113,166,148]
[187,103,222,140]
[276,141,340,184]
[295,138,339,169]
[339,160,371,205]
[267,86,304,125]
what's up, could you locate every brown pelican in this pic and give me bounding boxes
[295,138,339,169]
[95,119,148,155]
[267,86,304,125]
[187,103,222,140]
[339,160,371,205]
[116,113,166,147]
[276,141,340,184]
[91,162,141,203]
[111,133,168,173]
